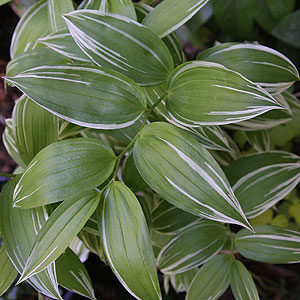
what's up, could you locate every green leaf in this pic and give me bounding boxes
[244,130,270,152]
[0,179,62,299]
[98,181,161,300]
[197,42,299,94]
[165,61,282,126]
[224,151,300,218]
[12,95,59,166]
[267,0,295,20]
[78,0,108,10]
[108,0,137,20]
[0,0,12,6]
[56,248,95,300]
[63,10,174,86]
[170,268,198,293]
[19,190,100,283]
[142,0,208,38]
[152,201,198,235]
[157,220,227,274]
[133,122,252,229]
[13,138,115,208]
[10,0,49,59]
[5,65,147,129]
[186,254,233,300]
[0,244,18,296]
[272,10,300,49]
[236,225,300,264]
[230,260,259,300]
[253,0,278,32]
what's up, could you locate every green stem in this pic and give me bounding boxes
[0,173,15,178]
[226,224,235,255]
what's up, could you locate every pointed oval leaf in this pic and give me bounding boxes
[133,122,252,229]
[224,151,300,218]
[142,0,209,38]
[0,179,62,299]
[12,95,59,166]
[230,260,259,300]
[157,220,227,274]
[108,0,137,20]
[63,10,174,86]
[186,254,233,300]
[236,225,300,264]
[19,190,100,282]
[197,43,299,94]
[5,65,147,129]
[13,138,115,208]
[165,61,282,126]
[99,181,161,300]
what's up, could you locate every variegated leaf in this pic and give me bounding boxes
[13,138,115,208]
[99,181,161,300]
[64,10,174,86]
[78,0,108,10]
[5,65,147,129]
[170,268,198,293]
[133,122,252,229]
[197,42,299,94]
[19,190,100,283]
[165,61,282,126]
[157,220,227,274]
[236,225,300,264]
[69,237,89,263]
[142,0,209,38]
[230,260,259,300]
[224,151,300,218]
[108,0,137,20]
[244,130,270,152]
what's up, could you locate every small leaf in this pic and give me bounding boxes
[99,181,161,300]
[64,10,174,86]
[142,0,209,38]
[230,260,259,300]
[133,122,252,229]
[186,254,233,300]
[157,220,227,274]
[165,61,282,126]
[236,225,300,264]
[108,0,137,20]
[13,138,115,208]
[5,65,147,129]
[170,268,198,293]
[244,130,270,152]
[78,0,108,10]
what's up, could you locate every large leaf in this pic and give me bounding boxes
[0,179,62,299]
[197,43,299,94]
[12,95,59,166]
[236,225,300,264]
[98,181,161,300]
[108,0,137,20]
[64,10,174,86]
[19,190,100,283]
[142,0,208,38]
[133,122,252,229]
[165,61,282,126]
[0,244,18,296]
[5,65,147,129]
[224,151,300,218]
[157,220,227,274]
[13,138,115,208]
[230,260,259,300]
[10,0,49,59]
[186,254,233,300]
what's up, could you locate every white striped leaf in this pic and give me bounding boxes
[13,138,115,208]
[186,254,233,300]
[230,260,259,300]
[19,190,100,283]
[5,65,147,129]
[12,95,59,166]
[142,0,209,38]
[38,29,92,62]
[244,130,270,152]
[236,225,300,264]
[133,122,252,229]
[284,91,300,112]
[170,268,198,293]
[63,10,174,86]
[0,244,18,296]
[157,220,227,274]
[99,181,161,300]
[108,0,137,20]
[69,237,89,263]
[0,179,62,299]
[197,43,299,94]
[165,61,282,126]
[56,248,96,300]
[224,151,300,218]
[10,0,50,59]
[78,0,108,10]
[152,201,198,235]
